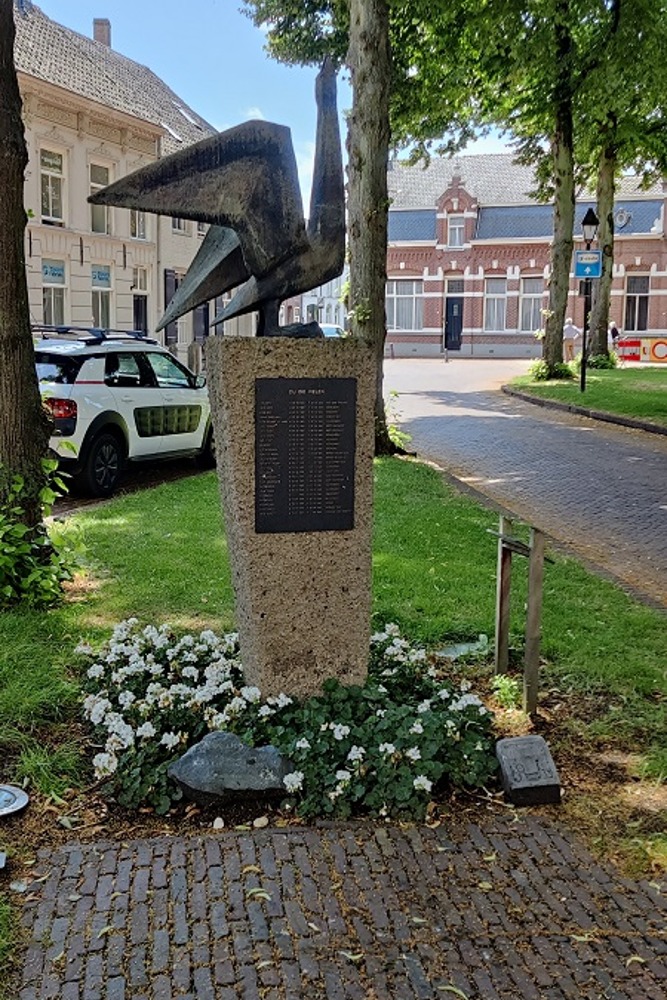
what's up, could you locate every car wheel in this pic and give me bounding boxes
[77,432,124,497]
[195,427,216,469]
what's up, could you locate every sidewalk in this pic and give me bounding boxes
[17,812,666,999]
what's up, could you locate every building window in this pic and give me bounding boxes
[92,265,111,328]
[447,216,465,248]
[172,217,187,233]
[520,277,544,332]
[90,164,110,234]
[625,275,649,331]
[447,278,464,295]
[130,209,147,240]
[42,259,66,326]
[197,221,207,236]
[386,279,424,331]
[132,267,148,292]
[484,278,507,331]
[40,149,64,226]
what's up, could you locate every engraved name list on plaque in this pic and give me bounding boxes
[255,377,357,534]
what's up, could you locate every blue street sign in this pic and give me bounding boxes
[574,250,602,279]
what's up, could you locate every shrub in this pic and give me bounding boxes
[0,458,76,608]
[584,352,618,370]
[80,620,498,818]
[528,359,575,381]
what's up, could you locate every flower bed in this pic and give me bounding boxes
[81,620,497,818]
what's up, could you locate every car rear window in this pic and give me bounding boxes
[35,352,84,385]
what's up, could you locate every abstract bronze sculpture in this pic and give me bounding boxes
[89,60,344,337]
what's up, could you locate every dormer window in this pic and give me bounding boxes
[448,215,465,248]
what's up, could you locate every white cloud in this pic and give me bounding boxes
[245,106,266,120]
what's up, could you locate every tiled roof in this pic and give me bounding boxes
[388,199,663,244]
[387,153,663,209]
[388,210,436,242]
[476,200,664,240]
[13,1,214,154]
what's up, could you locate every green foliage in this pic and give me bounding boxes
[385,389,411,450]
[80,619,497,817]
[511,366,667,427]
[528,359,574,382]
[0,459,78,608]
[584,352,618,370]
[491,673,522,710]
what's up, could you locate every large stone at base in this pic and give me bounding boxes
[168,732,293,804]
[496,735,561,806]
[205,337,375,698]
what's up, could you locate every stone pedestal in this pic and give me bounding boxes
[205,336,375,699]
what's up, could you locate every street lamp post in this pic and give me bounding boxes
[580,207,599,393]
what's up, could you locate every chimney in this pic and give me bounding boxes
[93,18,111,47]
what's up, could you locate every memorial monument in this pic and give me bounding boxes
[90,61,374,698]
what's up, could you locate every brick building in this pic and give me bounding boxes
[13,1,252,364]
[386,154,666,358]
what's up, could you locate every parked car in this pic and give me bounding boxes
[35,327,214,497]
[320,324,346,338]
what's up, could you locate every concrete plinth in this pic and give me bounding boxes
[205,337,375,699]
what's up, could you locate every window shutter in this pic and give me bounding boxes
[164,269,178,344]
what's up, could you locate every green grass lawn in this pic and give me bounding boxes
[511,366,667,428]
[1,458,666,975]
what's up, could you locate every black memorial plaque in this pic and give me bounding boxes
[255,377,357,533]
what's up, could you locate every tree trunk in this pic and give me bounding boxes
[589,143,616,355]
[543,3,575,373]
[0,0,51,524]
[346,0,395,454]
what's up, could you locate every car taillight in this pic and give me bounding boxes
[44,398,78,420]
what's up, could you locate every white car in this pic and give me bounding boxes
[35,328,214,497]
[320,324,346,338]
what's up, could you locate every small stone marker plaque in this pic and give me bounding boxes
[255,376,356,533]
[496,735,561,806]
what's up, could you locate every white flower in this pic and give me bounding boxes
[413,775,433,793]
[460,680,472,692]
[182,665,199,680]
[240,686,261,703]
[385,623,400,636]
[438,688,450,701]
[160,731,181,750]
[378,742,396,756]
[375,709,386,718]
[377,684,388,694]
[92,752,118,778]
[409,721,424,735]
[347,745,365,762]
[118,690,136,708]
[75,641,94,656]
[227,697,246,715]
[283,771,304,793]
[268,692,293,709]
[295,738,311,750]
[86,663,104,679]
[136,721,156,740]
[417,700,432,714]
[258,705,275,718]
[335,769,351,784]
[406,746,421,762]
[332,724,350,741]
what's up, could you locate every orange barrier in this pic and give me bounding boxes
[642,338,667,363]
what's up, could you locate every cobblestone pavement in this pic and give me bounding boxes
[18,814,667,999]
[385,358,667,607]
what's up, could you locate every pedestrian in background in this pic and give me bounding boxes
[608,322,620,352]
[562,317,580,362]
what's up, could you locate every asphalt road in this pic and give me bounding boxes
[384,357,667,608]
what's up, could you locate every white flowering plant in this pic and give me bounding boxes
[80,619,497,818]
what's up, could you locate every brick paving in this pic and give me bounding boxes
[17,814,666,999]
[385,358,667,607]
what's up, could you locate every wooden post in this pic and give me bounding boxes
[523,528,545,715]
[494,515,513,674]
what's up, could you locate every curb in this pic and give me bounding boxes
[501,385,667,437]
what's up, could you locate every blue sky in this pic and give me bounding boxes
[35,1,509,198]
